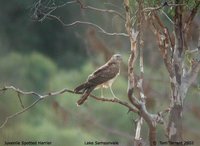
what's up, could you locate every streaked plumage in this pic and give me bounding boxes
[74,54,122,105]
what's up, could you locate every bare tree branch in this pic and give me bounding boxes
[0,86,75,98]
[146,1,200,143]
[0,98,42,129]
[44,13,128,37]
[76,0,125,20]
[124,1,164,145]
[143,2,185,12]
[45,0,77,9]
[32,0,128,37]
[0,86,138,129]
[90,95,138,113]
[134,3,146,145]
[187,61,200,86]
[183,1,200,47]
[167,1,185,142]
[38,7,56,22]
[135,117,143,140]
[124,0,139,106]
[64,21,128,37]
[134,117,145,145]
[137,0,145,100]
[184,1,200,33]
[148,12,175,78]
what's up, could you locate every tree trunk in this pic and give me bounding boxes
[167,0,184,145]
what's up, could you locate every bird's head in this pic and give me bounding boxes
[110,54,122,63]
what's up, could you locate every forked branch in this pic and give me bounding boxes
[0,86,138,129]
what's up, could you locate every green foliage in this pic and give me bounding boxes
[0,0,200,145]
[0,0,86,68]
[0,52,56,91]
[1,119,98,146]
[0,53,27,86]
[27,52,57,91]
[0,51,200,145]
[129,0,136,14]
[184,0,198,10]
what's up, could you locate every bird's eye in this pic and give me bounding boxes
[116,55,121,58]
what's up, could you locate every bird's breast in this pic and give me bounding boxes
[94,73,119,90]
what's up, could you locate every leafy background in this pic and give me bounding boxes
[0,0,199,146]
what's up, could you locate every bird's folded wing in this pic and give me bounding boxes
[87,62,119,86]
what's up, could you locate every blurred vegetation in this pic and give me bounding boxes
[0,0,200,146]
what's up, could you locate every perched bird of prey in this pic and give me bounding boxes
[74,54,122,105]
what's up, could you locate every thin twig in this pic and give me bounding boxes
[44,0,77,9]
[156,108,170,124]
[161,10,174,25]
[38,7,56,22]
[32,0,77,21]
[0,98,42,129]
[17,92,24,109]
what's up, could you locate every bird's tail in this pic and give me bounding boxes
[74,82,89,93]
[76,86,95,105]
